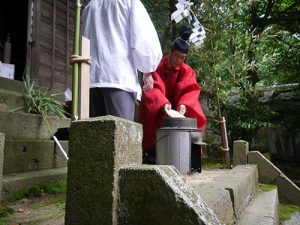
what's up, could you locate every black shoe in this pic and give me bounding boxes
[142,148,156,164]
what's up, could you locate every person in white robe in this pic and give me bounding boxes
[81,0,162,120]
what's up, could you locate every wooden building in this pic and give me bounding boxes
[0,0,89,91]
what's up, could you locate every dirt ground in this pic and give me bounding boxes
[0,193,65,225]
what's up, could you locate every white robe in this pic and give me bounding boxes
[81,0,162,100]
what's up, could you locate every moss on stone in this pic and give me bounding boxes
[258,184,277,192]
[279,204,300,221]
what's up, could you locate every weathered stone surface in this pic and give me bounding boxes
[65,116,142,225]
[248,151,300,206]
[233,140,249,166]
[118,165,222,225]
[188,165,258,224]
[236,189,279,225]
[0,111,71,140]
[3,140,68,174]
[2,167,67,201]
[0,88,24,112]
[0,133,4,204]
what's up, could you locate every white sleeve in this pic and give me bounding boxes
[81,4,91,38]
[130,0,162,73]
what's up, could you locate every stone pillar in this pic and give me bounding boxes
[65,116,142,225]
[233,140,249,166]
[0,133,5,205]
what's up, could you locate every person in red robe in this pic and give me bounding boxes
[139,27,207,171]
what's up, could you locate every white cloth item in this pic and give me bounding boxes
[81,0,162,100]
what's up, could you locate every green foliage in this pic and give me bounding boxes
[0,218,10,225]
[39,183,67,195]
[13,185,42,200]
[12,183,66,201]
[0,206,14,218]
[23,73,68,119]
[11,73,69,134]
[258,184,277,192]
[202,147,226,169]
[142,0,299,142]
[279,204,300,221]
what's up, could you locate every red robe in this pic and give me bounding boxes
[139,56,207,153]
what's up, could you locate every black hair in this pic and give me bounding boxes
[171,24,191,54]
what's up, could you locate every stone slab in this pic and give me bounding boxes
[0,111,71,140]
[186,165,258,224]
[1,167,67,201]
[0,88,24,112]
[236,189,279,225]
[248,151,300,206]
[118,165,222,225]
[65,116,142,225]
[3,140,68,174]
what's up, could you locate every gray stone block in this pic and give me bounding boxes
[233,140,249,166]
[0,88,24,112]
[236,189,279,225]
[118,165,222,225]
[248,151,300,206]
[2,167,67,201]
[276,174,300,206]
[188,176,234,224]
[65,116,142,225]
[187,165,258,224]
[3,140,68,173]
[0,111,71,140]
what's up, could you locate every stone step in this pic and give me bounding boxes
[3,140,68,174]
[0,77,24,93]
[0,88,24,112]
[0,76,65,103]
[186,165,258,224]
[236,188,279,225]
[0,111,71,140]
[1,167,67,201]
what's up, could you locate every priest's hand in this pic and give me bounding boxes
[143,73,154,91]
[163,103,171,113]
[177,104,186,115]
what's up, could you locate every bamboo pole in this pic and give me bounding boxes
[216,79,231,169]
[71,0,82,120]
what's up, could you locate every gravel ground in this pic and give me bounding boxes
[1,193,65,225]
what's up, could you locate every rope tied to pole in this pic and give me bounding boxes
[70,54,91,65]
[220,146,230,152]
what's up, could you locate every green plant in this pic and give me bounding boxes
[39,183,67,194]
[12,73,69,133]
[12,183,67,201]
[23,73,67,118]
[13,185,42,200]
[0,206,14,218]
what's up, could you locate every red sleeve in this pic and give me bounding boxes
[174,66,207,131]
[139,71,169,152]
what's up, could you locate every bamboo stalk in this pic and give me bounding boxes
[71,0,82,120]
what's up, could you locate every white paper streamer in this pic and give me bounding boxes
[171,0,206,48]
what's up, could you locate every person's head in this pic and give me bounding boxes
[169,48,187,68]
[169,24,191,68]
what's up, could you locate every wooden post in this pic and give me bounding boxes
[79,36,90,119]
